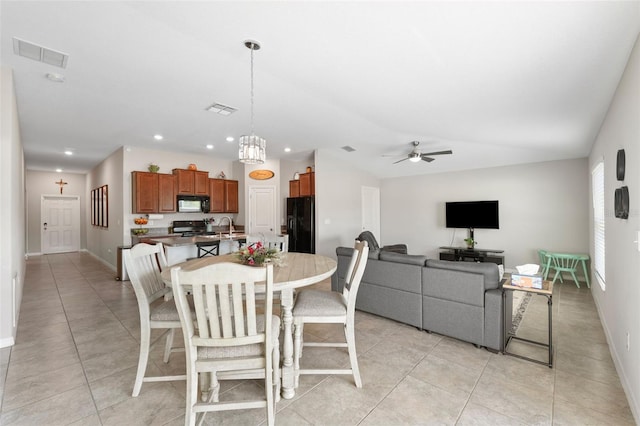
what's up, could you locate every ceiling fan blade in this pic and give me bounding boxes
[393,157,409,164]
[422,150,453,156]
[421,156,435,162]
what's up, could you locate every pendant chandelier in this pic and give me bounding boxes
[239,40,266,164]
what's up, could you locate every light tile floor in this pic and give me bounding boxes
[0,252,635,425]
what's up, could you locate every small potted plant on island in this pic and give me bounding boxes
[464,237,476,249]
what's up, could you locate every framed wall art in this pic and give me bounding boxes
[91,184,109,227]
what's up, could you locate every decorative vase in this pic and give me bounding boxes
[206,224,214,232]
[188,163,197,171]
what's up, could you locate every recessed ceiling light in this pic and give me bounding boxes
[153,134,163,141]
[55,168,62,173]
[284,147,291,153]
[206,144,214,150]
[64,150,73,156]
[226,136,234,143]
[45,73,65,83]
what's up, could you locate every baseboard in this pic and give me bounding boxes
[85,249,117,273]
[26,252,42,257]
[0,336,15,348]
[592,292,639,424]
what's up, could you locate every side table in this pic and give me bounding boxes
[502,279,554,368]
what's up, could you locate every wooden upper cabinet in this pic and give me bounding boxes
[173,169,209,195]
[209,178,225,213]
[224,180,239,213]
[132,171,158,213]
[209,178,238,213]
[194,171,209,195]
[299,172,315,196]
[157,173,177,213]
[289,180,300,197]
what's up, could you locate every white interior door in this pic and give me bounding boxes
[41,195,80,254]
[248,186,277,235]
[361,186,380,239]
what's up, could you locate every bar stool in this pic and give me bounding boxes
[196,240,220,258]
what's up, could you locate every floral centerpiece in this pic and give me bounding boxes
[236,242,282,267]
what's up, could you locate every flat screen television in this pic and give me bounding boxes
[445,200,499,229]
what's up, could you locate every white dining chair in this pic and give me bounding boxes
[245,233,289,253]
[171,262,280,426]
[123,243,189,397]
[292,240,369,387]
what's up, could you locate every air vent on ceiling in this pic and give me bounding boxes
[341,146,356,152]
[206,102,237,115]
[12,37,69,68]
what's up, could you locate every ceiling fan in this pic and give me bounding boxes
[391,141,453,164]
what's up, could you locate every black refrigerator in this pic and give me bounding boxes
[286,196,315,253]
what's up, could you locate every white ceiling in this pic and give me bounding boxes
[2,1,639,178]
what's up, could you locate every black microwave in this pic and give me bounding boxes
[177,195,210,213]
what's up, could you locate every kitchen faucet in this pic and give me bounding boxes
[219,216,234,235]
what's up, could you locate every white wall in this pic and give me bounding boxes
[315,149,381,257]
[25,171,87,254]
[86,148,124,268]
[589,34,640,421]
[380,158,589,269]
[0,67,26,347]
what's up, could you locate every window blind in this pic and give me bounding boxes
[592,162,605,290]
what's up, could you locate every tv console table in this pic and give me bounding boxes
[439,246,504,265]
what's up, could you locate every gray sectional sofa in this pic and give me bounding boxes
[331,247,512,351]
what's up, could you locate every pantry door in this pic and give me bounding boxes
[248,186,277,235]
[41,195,81,254]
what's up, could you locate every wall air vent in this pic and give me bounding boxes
[205,103,237,115]
[341,146,356,152]
[12,37,69,68]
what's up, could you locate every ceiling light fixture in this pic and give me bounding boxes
[284,147,291,153]
[56,168,63,173]
[153,134,163,141]
[64,150,73,156]
[238,40,265,164]
[226,136,234,143]
[206,144,214,150]
[409,153,421,162]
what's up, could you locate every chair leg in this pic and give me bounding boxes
[345,322,362,388]
[265,352,275,426]
[570,270,581,288]
[163,328,175,363]
[132,324,151,397]
[273,343,281,403]
[185,369,198,426]
[293,321,303,388]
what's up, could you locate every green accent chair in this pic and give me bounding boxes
[537,249,554,279]
[546,252,591,288]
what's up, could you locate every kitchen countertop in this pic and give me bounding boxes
[148,233,248,247]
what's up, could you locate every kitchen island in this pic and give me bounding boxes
[149,234,247,265]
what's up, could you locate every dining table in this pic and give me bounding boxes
[160,252,337,399]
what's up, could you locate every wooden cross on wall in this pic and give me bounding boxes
[55,179,68,194]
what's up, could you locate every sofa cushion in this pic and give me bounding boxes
[425,259,500,290]
[379,251,427,266]
[357,231,380,251]
[337,245,380,260]
[381,244,408,254]
[363,258,422,294]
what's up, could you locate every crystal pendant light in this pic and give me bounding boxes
[239,40,266,164]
